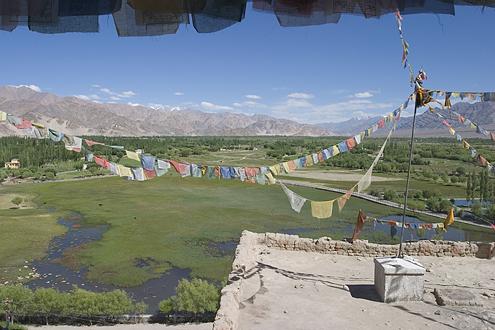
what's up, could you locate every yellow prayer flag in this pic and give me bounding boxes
[449,127,455,135]
[360,131,365,140]
[463,140,470,149]
[269,165,278,176]
[437,223,446,232]
[117,165,133,177]
[332,146,340,157]
[451,92,460,98]
[126,150,141,162]
[471,122,477,130]
[0,111,7,121]
[444,208,454,226]
[305,155,314,166]
[275,163,283,174]
[32,122,45,128]
[311,200,334,219]
[282,162,291,173]
[265,172,276,185]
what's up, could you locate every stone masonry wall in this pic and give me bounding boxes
[213,231,495,330]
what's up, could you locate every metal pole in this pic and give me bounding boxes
[398,91,419,258]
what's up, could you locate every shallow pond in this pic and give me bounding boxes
[27,210,192,314]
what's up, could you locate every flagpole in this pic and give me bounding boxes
[398,90,419,258]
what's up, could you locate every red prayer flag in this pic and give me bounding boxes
[346,137,356,149]
[491,223,495,231]
[13,119,32,129]
[442,119,451,127]
[85,139,105,146]
[245,167,259,177]
[351,210,366,242]
[288,160,297,170]
[169,160,188,174]
[478,155,487,166]
[94,155,110,169]
[378,118,385,129]
[144,168,157,179]
[458,115,465,123]
[317,151,324,162]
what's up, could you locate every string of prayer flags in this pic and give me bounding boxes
[429,107,495,177]
[2,93,408,187]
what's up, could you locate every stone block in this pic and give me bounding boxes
[374,256,425,303]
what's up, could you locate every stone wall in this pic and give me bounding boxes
[259,232,495,258]
[213,231,495,330]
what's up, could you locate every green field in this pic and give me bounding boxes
[3,168,494,288]
[0,171,449,286]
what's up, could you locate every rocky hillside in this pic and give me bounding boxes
[0,85,338,137]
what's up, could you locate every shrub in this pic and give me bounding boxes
[383,188,397,201]
[159,278,220,315]
[11,196,23,208]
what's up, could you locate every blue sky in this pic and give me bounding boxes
[1,5,494,124]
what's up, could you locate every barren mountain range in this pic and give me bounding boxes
[2,85,494,139]
[317,101,495,138]
[0,86,338,137]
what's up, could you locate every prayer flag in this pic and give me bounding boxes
[346,137,356,149]
[126,150,141,162]
[317,151,324,163]
[266,172,276,185]
[458,115,465,123]
[478,155,487,166]
[444,208,454,226]
[144,168,157,179]
[117,165,133,177]
[131,167,145,181]
[85,139,105,146]
[351,210,366,242]
[280,182,307,213]
[95,155,110,169]
[338,141,348,153]
[337,186,355,212]
[141,155,156,171]
[282,162,291,173]
[311,200,334,219]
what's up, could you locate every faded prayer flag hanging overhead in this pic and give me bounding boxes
[1,0,493,35]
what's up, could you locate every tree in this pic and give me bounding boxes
[450,176,458,184]
[472,201,483,217]
[32,287,67,325]
[441,172,449,184]
[11,196,23,208]
[0,285,33,317]
[159,279,220,316]
[456,166,466,176]
[466,172,472,203]
[158,298,174,314]
[383,188,397,201]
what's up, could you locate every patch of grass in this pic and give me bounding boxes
[0,208,67,284]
